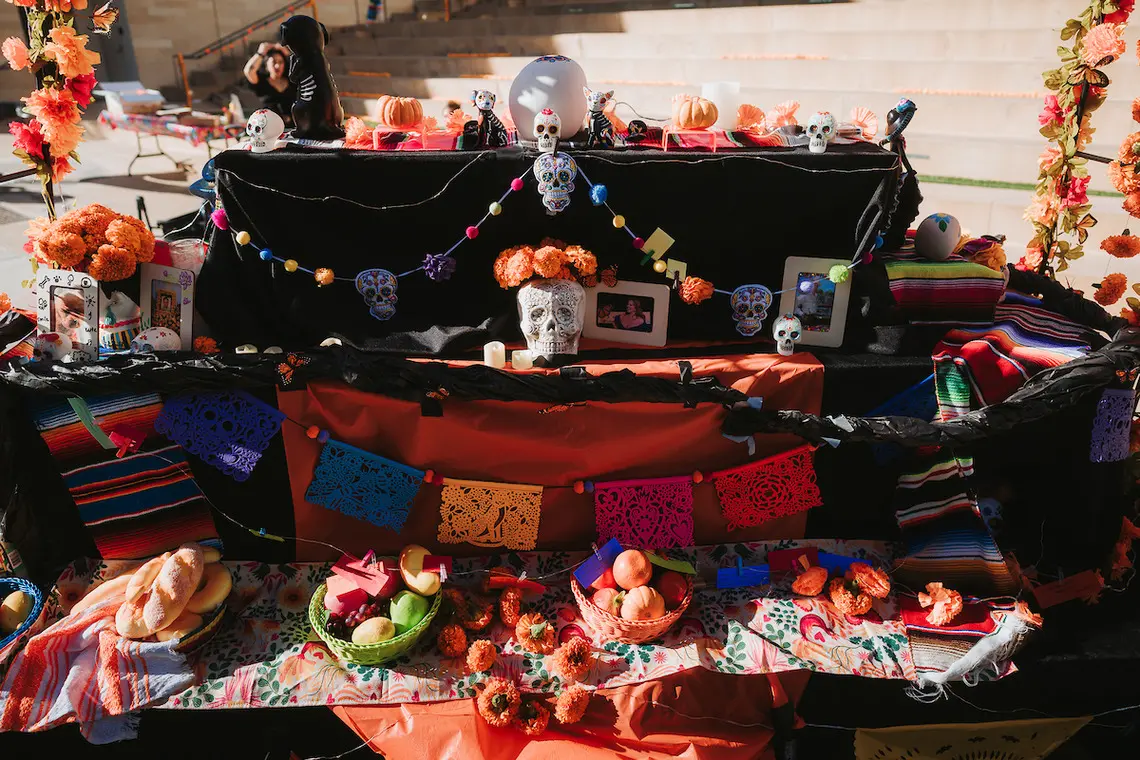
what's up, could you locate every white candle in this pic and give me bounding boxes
[483,341,506,368]
[700,81,741,130]
[511,350,533,370]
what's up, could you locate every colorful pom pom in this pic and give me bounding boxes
[211,208,229,231]
[827,264,850,284]
[424,469,435,483]
[633,237,645,250]
[510,178,525,192]
[612,215,626,229]
[314,268,335,286]
[489,202,502,216]
[466,226,479,240]
[874,235,884,249]
[692,470,704,484]
[573,481,585,495]
[423,253,457,282]
[317,430,330,443]
[798,279,813,293]
[234,231,251,246]
[306,425,321,439]
[653,260,668,273]
[283,259,298,273]
[259,248,272,261]
[590,184,608,205]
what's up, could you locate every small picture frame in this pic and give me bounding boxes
[140,264,194,350]
[778,256,852,348]
[35,271,99,362]
[583,281,670,347]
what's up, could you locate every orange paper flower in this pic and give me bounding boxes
[2,36,28,71]
[466,639,496,673]
[1125,192,1140,219]
[515,612,556,654]
[552,636,592,682]
[791,566,828,597]
[769,100,799,128]
[736,104,766,131]
[42,25,101,80]
[343,116,372,148]
[1013,600,1044,628]
[917,582,963,626]
[499,586,522,627]
[679,276,715,305]
[515,699,550,736]
[1082,23,1126,67]
[554,684,590,724]
[849,106,878,141]
[194,336,220,354]
[438,623,468,658]
[1094,273,1127,306]
[477,677,520,728]
[1102,234,1140,258]
[828,577,872,616]
[846,562,891,600]
[0,293,10,314]
[22,88,83,156]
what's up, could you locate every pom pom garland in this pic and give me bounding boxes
[489,202,502,216]
[466,225,479,240]
[235,231,251,246]
[284,259,299,273]
[211,208,229,230]
[511,178,525,192]
[632,237,644,249]
[612,214,626,228]
[259,249,272,261]
[590,184,608,205]
[827,264,850,285]
[314,268,335,286]
[653,259,668,273]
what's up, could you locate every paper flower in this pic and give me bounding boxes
[42,25,101,80]
[769,100,799,128]
[466,639,496,673]
[515,699,550,736]
[423,252,456,282]
[437,623,468,658]
[9,120,44,160]
[849,106,878,141]
[1106,0,1135,24]
[791,566,828,597]
[22,87,83,156]
[2,36,28,71]
[194,336,220,354]
[552,637,592,682]
[828,577,872,616]
[1082,23,1125,67]
[1103,234,1140,258]
[499,586,522,627]
[1024,193,1057,227]
[961,237,1007,272]
[66,74,98,109]
[1108,161,1140,194]
[1062,176,1090,209]
[1094,273,1128,306]
[515,612,556,654]
[554,684,590,724]
[1125,192,1140,219]
[1037,145,1062,175]
[477,677,520,728]
[736,104,766,131]
[1038,94,1064,127]
[343,116,372,148]
[679,276,714,305]
[445,107,471,134]
[846,562,891,600]
[917,582,963,626]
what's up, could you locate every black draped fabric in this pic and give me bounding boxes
[198,144,899,353]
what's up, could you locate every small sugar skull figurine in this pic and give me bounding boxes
[246,109,286,153]
[517,279,586,362]
[772,314,802,356]
[355,268,399,321]
[807,111,837,154]
[533,108,561,154]
[130,327,181,353]
[729,284,773,337]
[33,332,73,362]
[533,152,577,215]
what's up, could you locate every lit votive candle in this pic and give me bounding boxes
[511,350,533,370]
[483,341,506,368]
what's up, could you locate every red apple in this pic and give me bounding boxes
[655,571,688,611]
[591,587,622,616]
[590,568,618,591]
[374,569,401,600]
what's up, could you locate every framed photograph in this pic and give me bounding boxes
[777,256,852,348]
[140,263,194,350]
[35,271,99,362]
[583,281,670,347]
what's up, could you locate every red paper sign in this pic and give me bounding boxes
[331,554,392,598]
[486,575,546,595]
[768,548,819,574]
[325,572,359,600]
[1032,570,1104,609]
[422,555,453,578]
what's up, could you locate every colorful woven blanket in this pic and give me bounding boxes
[883,247,1007,326]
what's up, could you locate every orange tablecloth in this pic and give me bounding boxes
[278,353,823,560]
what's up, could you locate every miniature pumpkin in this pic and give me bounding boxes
[612,550,652,590]
[672,94,718,130]
[376,95,423,129]
[620,585,665,620]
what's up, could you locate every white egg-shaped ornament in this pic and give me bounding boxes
[130,327,182,353]
[509,55,588,144]
[914,213,962,262]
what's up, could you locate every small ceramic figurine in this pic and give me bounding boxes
[881,98,917,147]
[625,119,648,144]
[471,89,508,148]
[246,109,286,152]
[280,15,345,140]
[533,152,577,215]
[583,86,615,148]
[457,120,481,151]
[533,108,561,154]
[772,314,802,356]
[806,112,836,154]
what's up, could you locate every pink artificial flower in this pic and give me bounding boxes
[9,119,44,160]
[1038,95,1064,127]
[2,36,28,71]
[1063,175,1090,208]
[6,0,37,7]
[1082,23,1126,67]
[1024,193,1057,227]
[1018,246,1045,272]
[1106,0,1135,24]
[51,155,74,183]
[66,74,98,109]
[1037,145,1061,174]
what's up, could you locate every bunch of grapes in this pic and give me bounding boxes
[324,600,387,640]
[324,614,351,640]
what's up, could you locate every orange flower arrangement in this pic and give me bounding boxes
[515,699,551,736]
[846,562,891,600]
[679,276,715,305]
[499,586,522,627]
[736,104,766,131]
[515,612,556,654]
[30,204,155,281]
[551,637,593,682]
[493,242,598,289]
[1094,273,1128,305]
[477,677,521,728]
[438,623,468,658]
[791,566,828,597]
[467,639,496,673]
[1102,234,1140,258]
[554,684,590,724]
[917,582,963,626]
[827,577,873,616]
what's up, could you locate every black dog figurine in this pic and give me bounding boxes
[280,16,345,140]
[471,89,508,148]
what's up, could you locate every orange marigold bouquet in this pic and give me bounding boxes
[27,203,155,281]
[493,239,598,289]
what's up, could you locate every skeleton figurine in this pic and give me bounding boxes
[533,152,577,215]
[881,98,917,147]
[729,284,773,338]
[806,111,837,154]
[246,109,286,153]
[355,268,399,321]
[583,86,615,148]
[533,108,561,154]
[517,279,585,364]
[471,89,508,148]
[772,314,802,356]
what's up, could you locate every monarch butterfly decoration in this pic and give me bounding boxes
[277,353,312,386]
[582,266,619,289]
[537,402,586,414]
[1072,213,1097,244]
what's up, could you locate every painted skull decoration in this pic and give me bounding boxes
[355,268,399,321]
[533,152,577,215]
[807,112,837,154]
[33,332,73,362]
[772,313,802,356]
[533,108,561,154]
[729,284,773,337]
[517,279,586,359]
[246,109,286,153]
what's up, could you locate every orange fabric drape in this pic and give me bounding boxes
[278,354,823,560]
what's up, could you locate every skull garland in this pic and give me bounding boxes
[729,284,773,337]
[533,108,561,154]
[355,268,399,321]
[246,109,286,153]
[533,152,577,215]
[517,278,585,360]
[772,313,803,356]
[806,111,837,154]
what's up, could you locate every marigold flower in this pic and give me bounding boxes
[1082,23,1126,67]
[554,684,590,724]
[917,582,963,626]
[1125,192,1140,219]
[466,639,496,673]
[88,244,137,281]
[438,623,468,658]
[515,612,556,654]
[828,577,872,616]
[499,586,522,627]
[1103,234,1140,258]
[551,636,592,682]
[1094,273,1127,306]
[500,246,535,288]
[679,276,714,305]
[477,677,520,728]
[2,36,28,70]
[532,245,567,278]
[791,566,828,596]
[564,245,597,276]
[846,562,892,600]
[515,699,550,736]
[42,25,101,80]
[194,336,220,354]
[0,293,11,314]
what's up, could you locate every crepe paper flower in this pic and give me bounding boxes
[1038,94,1064,127]
[1024,193,1057,227]
[445,107,471,134]
[499,586,522,627]
[1109,162,1140,195]
[564,245,597,276]
[1037,146,1062,175]
[1106,0,1135,24]
[848,106,878,142]
[93,2,120,34]
[736,104,766,131]
[423,252,456,282]
[0,293,10,314]
[1061,176,1090,209]
[1125,192,1140,219]
[343,116,372,148]
[194,336,220,354]
[1094,273,1128,306]
[23,88,83,154]
[42,25,101,80]
[477,677,521,728]
[6,0,36,7]
[846,562,891,600]
[9,120,44,161]
[679,276,714,305]
[515,612,556,654]
[437,623,468,658]
[791,566,828,597]
[66,74,98,110]
[769,100,799,128]
[1082,23,1126,67]
[532,245,567,278]
[917,581,963,626]
[962,237,1007,272]
[554,684,590,725]
[828,577,872,616]
[45,0,89,10]
[515,699,551,736]
[466,639,496,673]
[552,636,592,682]
[2,36,28,71]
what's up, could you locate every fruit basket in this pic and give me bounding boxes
[571,576,693,645]
[0,576,45,651]
[173,603,227,654]
[309,584,441,665]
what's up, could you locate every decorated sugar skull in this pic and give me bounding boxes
[33,332,73,362]
[533,108,561,154]
[246,109,285,153]
[533,152,577,215]
[517,279,586,360]
[807,111,837,154]
[130,326,181,353]
[729,284,773,337]
[471,89,496,111]
[355,268,399,321]
[772,313,802,356]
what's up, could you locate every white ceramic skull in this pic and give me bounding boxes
[517,278,585,359]
[807,111,837,154]
[355,268,399,321]
[246,109,285,153]
[533,152,577,215]
[772,314,802,356]
[533,108,561,154]
[730,284,773,337]
[130,326,181,353]
[33,332,73,362]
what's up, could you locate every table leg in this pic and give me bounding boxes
[127,133,192,176]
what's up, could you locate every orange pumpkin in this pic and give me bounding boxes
[376,95,424,130]
[620,585,665,620]
[672,94,718,130]
[612,550,653,590]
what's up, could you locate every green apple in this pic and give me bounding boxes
[389,590,430,634]
[352,616,396,645]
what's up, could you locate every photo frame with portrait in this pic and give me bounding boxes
[140,264,195,350]
[35,271,100,362]
[777,256,852,348]
[583,281,670,347]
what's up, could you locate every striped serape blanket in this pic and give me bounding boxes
[932,292,1094,421]
[883,245,1007,326]
[33,392,164,461]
